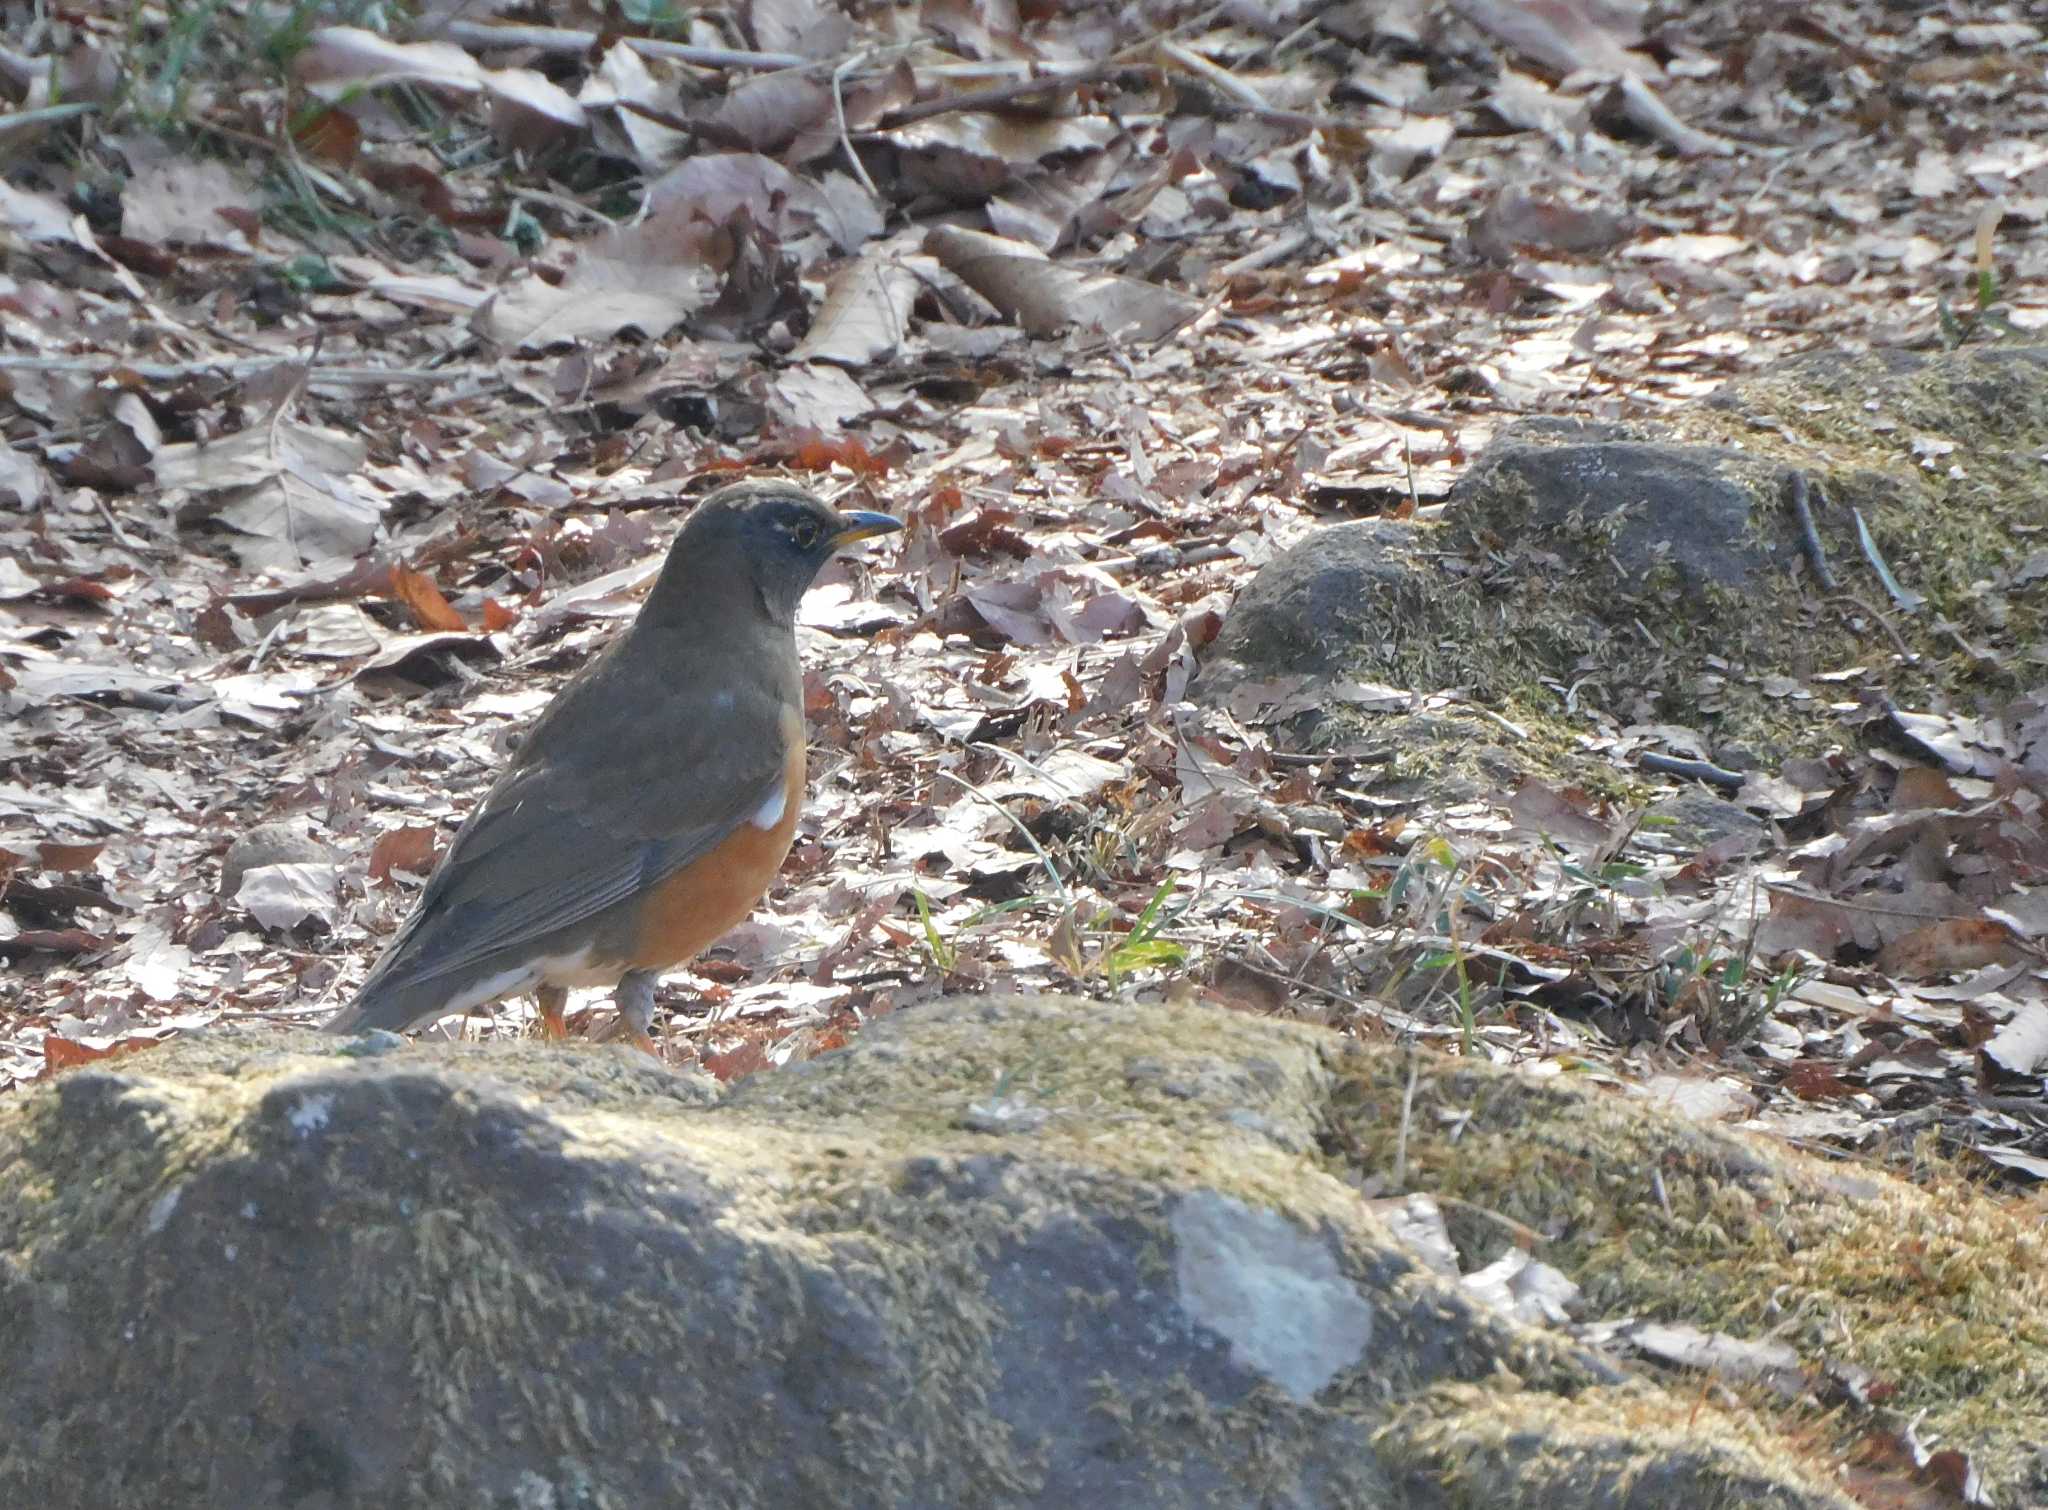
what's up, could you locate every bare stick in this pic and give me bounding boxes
[1785,471,1837,592]
[434,19,805,71]
[832,53,883,201]
[0,355,465,389]
[1637,752,1744,790]
[1392,1051,1420,1190]
[878,63,1112,129]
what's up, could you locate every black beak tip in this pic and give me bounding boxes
[830,510,905,549]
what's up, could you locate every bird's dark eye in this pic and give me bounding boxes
[792,520,822,549]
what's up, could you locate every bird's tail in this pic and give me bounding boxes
[319,997,379,1035]
[321,969,437,1036]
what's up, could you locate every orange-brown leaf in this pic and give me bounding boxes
[388,565,465,632]
[368,825,439,885]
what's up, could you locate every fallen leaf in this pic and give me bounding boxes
[789,251,921,367]
[388,565,466,632]
[1878,918,2026,980]
[925,225,1200,343]
[369,825,440,885]
[235,863,340,932]
[1980,1003,2048,1079]
[476,202,722,350]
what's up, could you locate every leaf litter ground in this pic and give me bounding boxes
[3,0,2048,1491]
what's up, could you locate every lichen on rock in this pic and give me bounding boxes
[0,995,1902,1508]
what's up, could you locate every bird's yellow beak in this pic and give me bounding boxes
[830,510,904,550]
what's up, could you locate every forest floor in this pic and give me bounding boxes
[3,0,2045,1222]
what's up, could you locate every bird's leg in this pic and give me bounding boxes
[535,984,569,1040]
[614,969,662,1057]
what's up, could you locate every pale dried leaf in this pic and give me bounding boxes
[0,181,79,244]
[924,226,1199,343]
[476,204,721,350]
[764,364,872,431]
[790,252,921,367]
[1981,1003,2048,1078]
[122,157,261,249]
[235,862,340,932]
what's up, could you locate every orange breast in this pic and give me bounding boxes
[625,728,805,971]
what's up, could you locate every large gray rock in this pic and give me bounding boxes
[1199,519,1438,686]
[1199,346,2048,767]
[0,996,1853,1509]
[1448,422,1787,594]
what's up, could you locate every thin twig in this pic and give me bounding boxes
[0,355,466,389]
[1833,589,1916,659]
[1459,702,1529,741]
[878,62,1113,129]
[1784,471,1837,592]
[1392,1050,1419,1190]
[935,769,1072,909]
[1850,507,1926,613]
[831,52,883,201]
[1216,228,1312,278]
[1434,1195,1548,1249]
[1636,752,1745,790]
[433,18,805,70]
[1154,38,1354,129]
[1157,38,1270,112]
[512,186,619,228]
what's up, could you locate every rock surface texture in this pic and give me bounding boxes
[1196,345,2048,770]
[0,995,1860,1509]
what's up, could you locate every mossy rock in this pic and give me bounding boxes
[1198,345,2048,775]
[1330,1048,2048,1505]
[1191,521,1559,796]
[0,996,1872,1509]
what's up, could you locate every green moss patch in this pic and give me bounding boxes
[1331,1046,2048,1502]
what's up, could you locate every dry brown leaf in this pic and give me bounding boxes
[1503,777,1612,852]
[295,27,584,144]
[369,825,440,886]
[1877,918,2028,981]
[155,418,381,570]
[387,565,465,632]
[1980,1002,2048,1079]
[235,863,340,932]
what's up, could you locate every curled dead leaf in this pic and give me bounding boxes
[368,826,440,886]
[387,565,466,633]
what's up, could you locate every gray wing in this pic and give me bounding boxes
[358,635,791,995]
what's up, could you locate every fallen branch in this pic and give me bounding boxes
[877,62,1114,130]
[0,355,466,390]
[1784,470,1837,591]
[1636,752,1744,790]
[432,18,805,71]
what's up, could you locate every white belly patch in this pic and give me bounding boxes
[436,943,611,1019]
[749,785,788,830]
[440,965,539,1017]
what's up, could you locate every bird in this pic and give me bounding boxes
[322,479,902,1052]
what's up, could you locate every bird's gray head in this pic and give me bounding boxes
[645,480,902,625]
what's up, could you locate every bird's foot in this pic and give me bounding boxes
[535,984,569,1041]
[614,969,663,1059]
